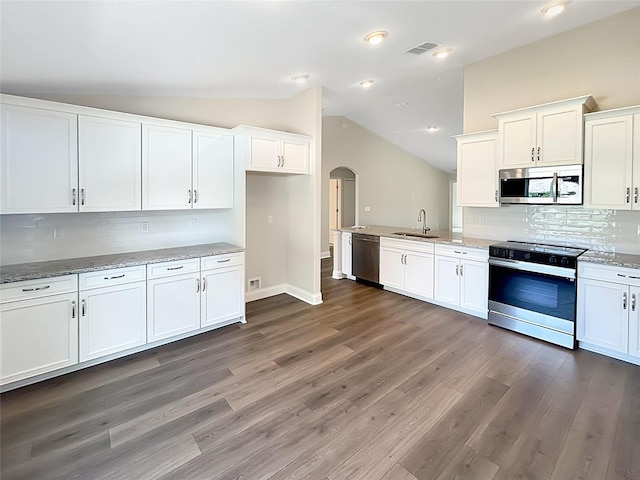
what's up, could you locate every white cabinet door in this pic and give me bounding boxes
[142,124,193,210]
[435,256,460,306]
[633,114,640,211]
[577,278,628,353]
[455,131,498,207]
[341,233,352,276]
[629,287,640,359]
[201,265,244,327]
[537,106,583,166]
[459,259,488,315]
[147,273,200,342]
[79,115,141,212]
[498,113,536,168]
[404,251,434,299]
[248,135,279,170]
[379,246,405,290]
[79,281,146,361]
[584,115,633,209]
[193,131,233,209]
[280,138,309,174]
[1,293,78,385]
[1,105,78,214]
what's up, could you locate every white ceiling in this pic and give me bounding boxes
[1,1,638,172]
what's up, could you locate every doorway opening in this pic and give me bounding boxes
[329,167,357,246]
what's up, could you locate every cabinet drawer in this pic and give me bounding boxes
[1,275,78,304]
[381,237,434,254]
[147,258,200,279]
[578,262,640,287]
[435,244,488,262]
[79,265,146,290]
[201,253,243,271]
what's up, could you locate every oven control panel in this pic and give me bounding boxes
[489,243,584,269]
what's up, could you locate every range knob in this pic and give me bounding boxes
[560,257,570,267]
[524,253,532,260]
[549,255,557,265]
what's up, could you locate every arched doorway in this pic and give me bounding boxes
[329,167,357,245]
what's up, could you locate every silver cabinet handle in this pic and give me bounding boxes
[537,146,541,162]
[349,237,352,245]
[623,292,627,310]
[617,273,627,278]
[81,299,86,316]
[632,293,636,312]
[635,187,638,204]
[71,301,76,319]
[626,187,631,204]
[629,275,640,280]
[188,189,192,204]
[531,147,535,162]
[193,190,198,204]
[454,251,467,255]
[217,258,231,263]
[495,190,498,202]
[72,188,77,206]
[456,265,459,276]
[202,277,207,291]
[460,264,464,276]
[22,285,50,292]
[276,155,281,167]
[281,155,285,167]
[81,188,85,206]
[167,265,184,271]
[104,274,125,280]
[196,278,200,293]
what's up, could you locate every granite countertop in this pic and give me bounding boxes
[578,250,640,270]
[338,225,496,249]
[0,243,244,284]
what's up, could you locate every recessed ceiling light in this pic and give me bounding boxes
[364,31,388,45]
[541,1,568,17]
[432,48,452,59]
[426,126,439,133]
[360,80,374,89]
[291,74,309,84]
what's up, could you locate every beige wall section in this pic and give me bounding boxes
[321,116,451,255]
[463,7,640,132]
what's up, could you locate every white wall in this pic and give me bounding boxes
[321,116,451,255]
[461,8,640,253]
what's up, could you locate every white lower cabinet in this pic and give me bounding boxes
[577,262,640,363]
[79,266,147,362]
[0,276,79,385]
[147,259,201,343]
[342,232,352,277]
[434,244,489,318]
[380,238,434,299]
[201,253,245,327]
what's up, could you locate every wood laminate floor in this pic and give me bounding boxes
[1,258,639,480]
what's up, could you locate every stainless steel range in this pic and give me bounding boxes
[488,241,587,349]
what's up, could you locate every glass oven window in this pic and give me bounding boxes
[489,265,577,321]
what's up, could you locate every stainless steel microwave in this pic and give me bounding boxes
[499,165,583,205]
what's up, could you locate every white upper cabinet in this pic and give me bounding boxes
[236,127,310,174]
[193,130,234,209]
[79,115,142,212]
[142,124,193,210]
[584,107,640,210]
[1,104,78,214]
[494,96,595,169]
[454,130,498,207]
[143,124,234,210]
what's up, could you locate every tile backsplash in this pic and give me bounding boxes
[464,205,640,254]
[0,210,236,265]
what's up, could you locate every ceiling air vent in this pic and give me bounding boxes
[406,41,439,55]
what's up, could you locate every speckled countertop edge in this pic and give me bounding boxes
[338,225,496,249]
[0,242,244,284]
[578,251,640,270]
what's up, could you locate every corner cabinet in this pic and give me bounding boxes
[493,95,595,169]
[577,262,640,365]
[584,107,640,210]
[454,130,498,207]
[235,126,310,174]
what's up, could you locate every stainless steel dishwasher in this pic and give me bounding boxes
[351,233,380,284]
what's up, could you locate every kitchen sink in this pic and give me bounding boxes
[391,231,440,239]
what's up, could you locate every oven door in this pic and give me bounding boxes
[488,258,577,334]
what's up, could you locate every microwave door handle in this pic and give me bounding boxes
[552,172,558,202]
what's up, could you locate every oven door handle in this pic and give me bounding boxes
[489,257,575,280]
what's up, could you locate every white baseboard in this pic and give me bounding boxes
[245,283,323,305]
[321,250,331,259]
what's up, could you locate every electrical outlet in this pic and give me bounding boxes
[190,220,197,229]
[53,227,64,239]
[141,223,149,232]
[248,277,261,291]
[477,216,485,225]
[268,216,273,224]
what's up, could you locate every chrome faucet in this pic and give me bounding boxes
[417,209,430,234]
